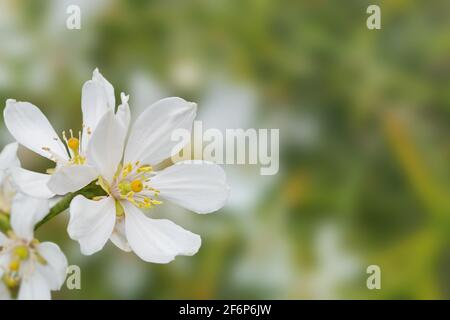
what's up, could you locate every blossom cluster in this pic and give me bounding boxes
[0,69,229,299]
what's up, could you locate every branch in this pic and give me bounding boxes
[34,180,106,231]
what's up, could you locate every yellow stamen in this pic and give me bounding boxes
[131,180,143,193]
[137,165,152,173]
[113,162,161,209]
[122,163,133,178]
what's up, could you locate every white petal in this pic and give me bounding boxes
[0,252,9,279]
[123,202,201,263]
[11,194,49,240]
[116,92,131,135]
[68,195,116,255]
[0,175,15,212]
[87,110,126,183]
[0,171,5,187]
[36,242,68,290]
[18,272,51,300]
[11,167,54,199]
[110,216,131,252]
[81,69,115,151]
[0,142,20,169]
[0,282,11,300]
[124,97,196,166]
[151,161,229,214]
[47,165,98,195]
[0,231,7,245]
[92,68,115,110]
[4,100,68,162]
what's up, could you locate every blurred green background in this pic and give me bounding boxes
[0,0,449,299]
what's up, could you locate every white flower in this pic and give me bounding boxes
[0,194,68,300]
[3,68,116,197]
[0,142,20,213]
[68,94,229,263]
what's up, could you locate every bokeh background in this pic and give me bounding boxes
[0,0,449,299]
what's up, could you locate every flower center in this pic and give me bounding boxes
[1,238,47,289]
[63,130,85,165]
[42,129,86,165]
[106,162,162,210]
[14,245,29,260]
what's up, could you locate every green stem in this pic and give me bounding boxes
[34,180,106,231]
